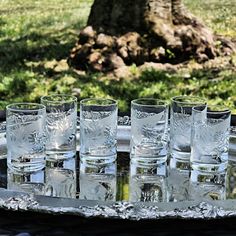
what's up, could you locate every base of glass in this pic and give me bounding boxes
[191,161,228,173]
[80,153,117,165]
[8,169,45,195]
[46,150,76,162]
[130,154,167,167]
[169,156,190,171]
[189,169,227,201]
[170,150,191,162]
[130,159,167,177]
[7,157,45,173]
[190,168,227,185]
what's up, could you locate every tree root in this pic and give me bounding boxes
[69,0,235,72]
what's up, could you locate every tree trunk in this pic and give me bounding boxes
[69,0,235,72]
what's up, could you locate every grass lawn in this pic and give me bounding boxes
[0,0,235,112]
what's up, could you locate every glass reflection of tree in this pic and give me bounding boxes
[79,160,117,201]
[129,161,168,203]
[189,170,226,201]
[8,169,45,195]
[45,158,77,199]
[168,157,190,202]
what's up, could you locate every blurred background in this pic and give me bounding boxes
[0,0,235,113]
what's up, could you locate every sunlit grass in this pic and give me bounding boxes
[184,0,236,37]
[0,0,235,113]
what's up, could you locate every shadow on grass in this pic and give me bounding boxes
[72,70,176,112]
[0,18,7,37]
[74,67,236,112]
[0,22,84,73]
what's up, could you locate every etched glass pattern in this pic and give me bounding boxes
[170,96,206,162]
[6,103,46,172]
[130,99,168,164]
[80,98,117,164]
[191,106,231,172]
[41,95,77,160]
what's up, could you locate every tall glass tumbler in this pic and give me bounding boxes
[6,103,46,172]
[191,105,231,173]
[41,95,77,160]
[130,99,169,165]
[170,96,206,162]
[80,98,118,164]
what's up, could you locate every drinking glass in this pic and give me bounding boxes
[6,103,46,172]
[170,96,206,163]
[0,125,7,159]
[191,105,231,173]
[80,98,118,164]
[130,98,169,165]
[41,94,77,160]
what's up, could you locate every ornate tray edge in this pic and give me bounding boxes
[0,116,236,220]
[1,189,236,220]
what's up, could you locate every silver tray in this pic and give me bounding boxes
[0,118,236,221]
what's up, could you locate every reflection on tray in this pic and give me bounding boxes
[0,123,236,204]
[79,160,117,201]
[0,149,236,203]
[6,158,77,199]
[129,161,168,202]
[8,169,45,195]
[45,158,77,199]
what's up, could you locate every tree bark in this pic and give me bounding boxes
[69,0,235,72]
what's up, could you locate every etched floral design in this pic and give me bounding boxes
[7,114,45,154]
[45,107,77,148]
[80,110,117,155]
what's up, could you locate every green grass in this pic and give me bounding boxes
[0,0,92,107]
[184,0,236,38]
[0,0,235,113]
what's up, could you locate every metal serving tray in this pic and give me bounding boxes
[0,117,236,221]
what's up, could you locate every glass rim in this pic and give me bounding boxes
[80,98,117,106]
[131,98,168,107]
[41,94,77,103]
[6,103,46,112]
[193,105,231,114]
[171,95,206,105]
